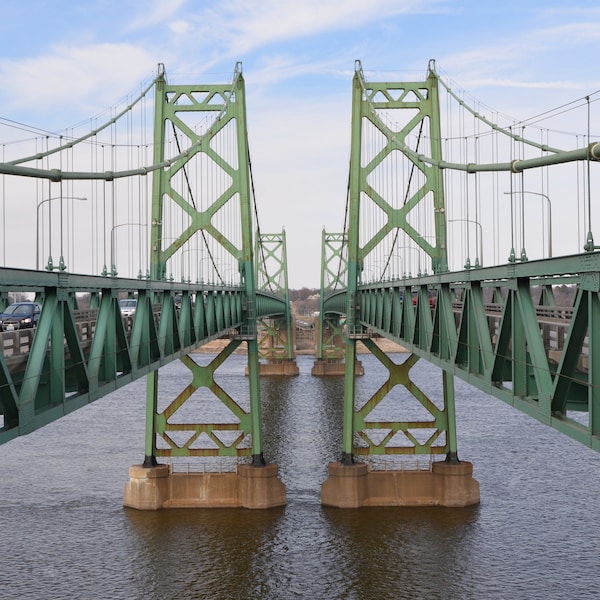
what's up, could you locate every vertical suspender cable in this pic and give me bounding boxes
[508,127,515,262]
[577,134,582,250]
[1,144,4,266]
[464,136,470,267]
[585,96,593,250]
[59,139,64,270]
[102,145,107,273]
[520,127,526,261]
[46,137,53,267]
[493,113,498,265]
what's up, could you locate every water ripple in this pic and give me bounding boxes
[0,355,599,598]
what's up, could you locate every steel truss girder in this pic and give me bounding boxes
[356,253,600,452]
[0,269,244,445]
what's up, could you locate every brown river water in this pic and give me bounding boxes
[0,353,599,599]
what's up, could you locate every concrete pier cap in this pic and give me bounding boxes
[320,460,480,508]
[123,463,286,510]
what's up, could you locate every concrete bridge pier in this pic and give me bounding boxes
[123,463,286,510]
[245,358,300,376]
[311,359,364,376]
[256,318,300,375]
[320,461,480,508]
[258,359,300,376]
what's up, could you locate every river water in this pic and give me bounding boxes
[1,353,599,599]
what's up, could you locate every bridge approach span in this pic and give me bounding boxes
[0,267,288,446]
[347,252,600,451]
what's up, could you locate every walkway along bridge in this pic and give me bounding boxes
[0,61,599,509]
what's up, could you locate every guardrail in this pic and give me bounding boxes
[450,301,587,369]
[1,306,163,361]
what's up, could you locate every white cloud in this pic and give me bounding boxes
[126,0,188,32]
[441,19,600,92]
[169,20,193,35]
[538,21,600,42]
[174,0,449,66]
[0,43,158,119]
[225,0,433,43]
[464,78,594,91]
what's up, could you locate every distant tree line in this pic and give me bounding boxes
[288,288,319,301]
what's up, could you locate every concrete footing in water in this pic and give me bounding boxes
[320,461,480,508]
[123,463,286,510]
[244,361,300,376]
[311,360,364,376]
[259,361,300,376]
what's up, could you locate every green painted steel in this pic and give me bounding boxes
[0,269,245,445]
[337,62,456,464]
[0,64,284,459]
[144,64,268,466]
[355,253,600,451]
[254,231,294,362]
[350,61,448,276]
[4,58,600,471]
[316,231,347,361]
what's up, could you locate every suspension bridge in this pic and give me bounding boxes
[0,60,598,509]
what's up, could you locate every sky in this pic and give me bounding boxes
[0,0,599,287]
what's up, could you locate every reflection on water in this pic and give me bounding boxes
[321,505,481,598]
[0,354,599,598]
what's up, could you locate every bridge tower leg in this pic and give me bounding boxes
[254,231,299,376]
[124,64,285,510]
[311,230,363,376]
[321,61,478,507]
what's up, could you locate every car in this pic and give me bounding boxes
[411,290,436,309]
[0,302,41,331]
[119,298,137,317]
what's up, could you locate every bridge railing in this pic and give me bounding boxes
[0,267,251,444]
[449,300,585,371]
[350,252,600,451]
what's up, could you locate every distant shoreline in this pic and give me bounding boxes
[193,337,407,355]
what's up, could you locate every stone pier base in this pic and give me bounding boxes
[320,461,479,508]
[259,361,300,376]
[123,463,286,510]
[245,361,300,376]
[311,360,364,376]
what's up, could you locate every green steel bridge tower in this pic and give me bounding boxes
[321,61,457,467]
[144,63,267,468]
[0,63,288,508]
[1,59,600,510]
[320,61,600,507]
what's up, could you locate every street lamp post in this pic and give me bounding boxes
[36,196,87,271]
[363,259,393,283]
[180,247,207,283]
[504,191,552,258]
[393,246,423,278]
[109,222,145,277]
[448,219,484,268]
